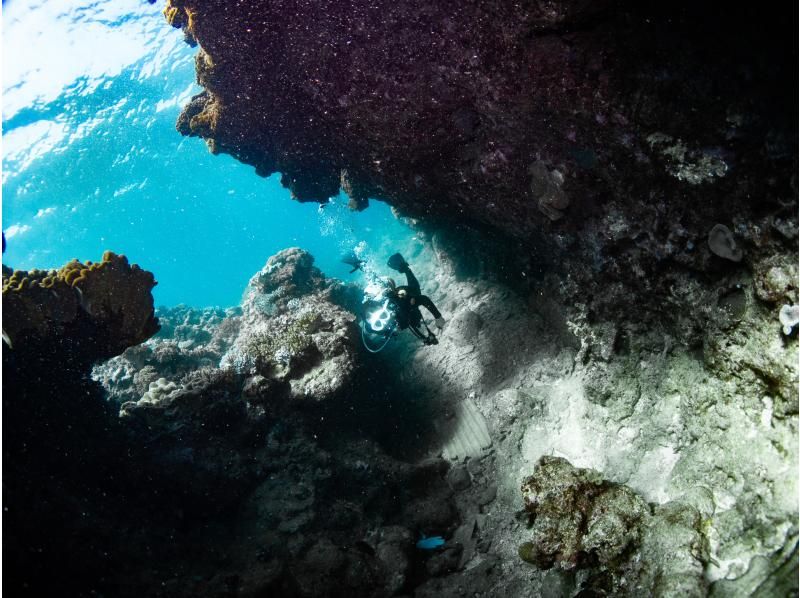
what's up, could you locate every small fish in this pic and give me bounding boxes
[416,535,445,550]
[341,252,365,273]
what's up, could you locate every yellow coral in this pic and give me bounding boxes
[163,1,189,29]
[2,269,78,343]
[163,5,185,28]
[2,252,159,352]
[163,0,198,33]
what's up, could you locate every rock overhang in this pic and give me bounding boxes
[161,0,796,243]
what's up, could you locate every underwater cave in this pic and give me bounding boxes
[2,0,798,596]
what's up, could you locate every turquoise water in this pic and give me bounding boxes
[2,0,410,307]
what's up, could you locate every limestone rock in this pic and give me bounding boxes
[519,456,708,595]
[163,0,793,249]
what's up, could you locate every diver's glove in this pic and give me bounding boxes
[387,253,409,272]
[435,317,446,330]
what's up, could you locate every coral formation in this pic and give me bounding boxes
[779,304,799,336]
[753,254,798,303]
[221,248,360,401]
[519,456,708,595]
[646,133,728,185]
[92,304,240,404]
[96,248,360,414]
[242,248,327,312]
[3,252,162,597]
[3,251,159,360]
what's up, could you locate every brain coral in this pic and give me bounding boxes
[3,251,160,360]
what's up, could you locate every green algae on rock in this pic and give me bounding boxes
[221,248,360,401]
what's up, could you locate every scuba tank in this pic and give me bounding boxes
[359,274,439,352]
[360,280,399,353]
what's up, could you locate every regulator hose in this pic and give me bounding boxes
[360,320,396,353]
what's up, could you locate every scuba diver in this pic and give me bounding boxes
[358,252,445,352]
[385,253,444,344]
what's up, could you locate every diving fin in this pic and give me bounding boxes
[387,253,408,272]
[341,252,365,273]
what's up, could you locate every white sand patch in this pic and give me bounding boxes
[520,377,607,473]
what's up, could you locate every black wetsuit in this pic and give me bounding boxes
[393,265,441,336]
